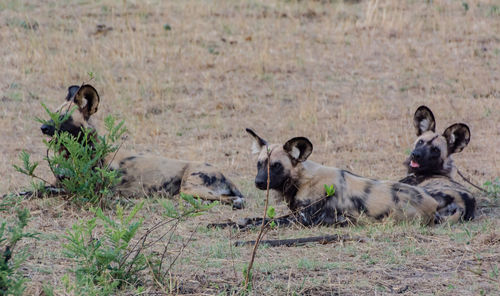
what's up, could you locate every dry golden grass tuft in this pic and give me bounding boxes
[1,0,499,294]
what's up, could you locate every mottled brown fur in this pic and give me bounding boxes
[243,129,439,227]
[400,106,475,221]
[40,84,244,208]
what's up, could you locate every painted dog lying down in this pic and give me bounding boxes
[399,106,475,222]
[40,84,245,209]
[211,129,441,228]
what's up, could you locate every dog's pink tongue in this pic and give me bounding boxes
[410,160,420,168]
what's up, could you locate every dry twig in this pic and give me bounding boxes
[243,146,272,290]
[235,234,367,247]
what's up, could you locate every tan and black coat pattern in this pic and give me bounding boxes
[40,84,245,209]
[231,129,440,228]
[399,106,475,221]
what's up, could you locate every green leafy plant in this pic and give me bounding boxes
[63,194,215,294]
[63,202,146,295]
[483,178,500,199]
[0,195,39,295]
[12,151,39,180]
[14,103,127,207]
[241,263,253,292]
[267,206,276,228]
[324,184,336,197]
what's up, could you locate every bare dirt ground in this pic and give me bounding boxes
[1,0,499,295]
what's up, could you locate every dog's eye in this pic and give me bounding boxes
[431,147,440,154]
[271,162,282,170]
[417,140,424,145]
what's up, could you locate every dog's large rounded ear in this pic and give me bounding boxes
[443,123,470,154]
[73,84,100,119]
[413,106,436,136]
[246,128,267,154]
[283,137,313,162]
[65,85,80,101]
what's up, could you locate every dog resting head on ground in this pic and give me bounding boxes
[244,128,439,227]
[40,84,245,209]
[400,106,475,221]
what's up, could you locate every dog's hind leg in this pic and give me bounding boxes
[180,175,244,209]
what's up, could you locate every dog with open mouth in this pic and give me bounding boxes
[399,106,476,221]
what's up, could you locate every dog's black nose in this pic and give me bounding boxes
[411,150,422,160]
[255,179,267,190]
[41,124,55,136]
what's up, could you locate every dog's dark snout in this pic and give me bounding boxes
[255,178,267,190]
[41,124,55,136]
[411,150,422,160]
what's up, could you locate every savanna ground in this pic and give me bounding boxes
[1,0,500,295]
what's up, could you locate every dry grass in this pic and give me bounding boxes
[1,0,499,295]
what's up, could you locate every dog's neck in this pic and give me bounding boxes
[403,156,457,184]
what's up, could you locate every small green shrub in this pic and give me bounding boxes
[63,194,216,294]
[484,178,500,199]
[14,103,127,207]
[63,202,146,295]
[0,196,39,295]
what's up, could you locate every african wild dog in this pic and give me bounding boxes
[40,84,245,209]
[218,129,440,228]
[399,106,475,221]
